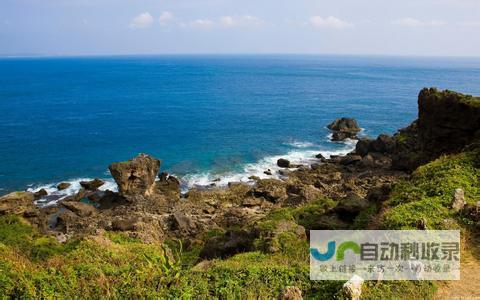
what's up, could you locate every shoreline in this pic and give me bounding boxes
[24,137,357,207]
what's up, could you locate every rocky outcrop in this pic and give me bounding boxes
[277,158,291,168]
[109,154,161,196]
[57,182,71,190]
[328,118,361,141]
[418,88,480,158]
[80,178,105,190]
[0,192,36,215]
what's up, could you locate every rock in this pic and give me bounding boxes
[200,229,255,259]
[277,286,303,300]
[418,88,480,159]
[416,218,428,230]
[111,217,140,231]
[451,188,466,213]
[328,118,361,141]
[156,172,181,197]
[355,138,374,156]
[371,134,396,154]
[109,153,161,196]
[340,155,362,166]
[277,158,291,168]
[366,184,391,203]
[315,153,327,161]
[328,118,361,133]
[332,131,353,141]
[315,213,350,230]
[80,178,105,190]
[61,201,97,217]
[57,182,71,190]
[264,170,273,175]
[342,275,364,300]
[286,184,322,206]
[242,197,263,207]
[252,179,287,203]
[279,169,292,176]
[171,211,197,234]
[0,192,36,215]
[334,192,369,221]
[462,201,480,222]
[33,188,48,200]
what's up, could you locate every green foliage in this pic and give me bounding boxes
[361,281,436,299]
[383,150,480,229]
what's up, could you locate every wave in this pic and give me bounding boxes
[27,178,117,207]
[282,140,316,148]
[180,139,356,191]
[27,139,357,205]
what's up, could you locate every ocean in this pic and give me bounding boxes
[1,55,480,203]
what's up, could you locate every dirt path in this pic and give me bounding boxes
[434,234,480,299]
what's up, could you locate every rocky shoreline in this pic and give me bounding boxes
[1,87,480,298]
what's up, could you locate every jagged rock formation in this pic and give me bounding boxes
[328,117,361,141]
[418,88,480,157]
[109,153,161,196]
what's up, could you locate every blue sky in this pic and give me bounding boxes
[1,0,479,56]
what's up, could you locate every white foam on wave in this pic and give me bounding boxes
[180,139,357,192]
[283,140,316,148]
[27,178,117,207]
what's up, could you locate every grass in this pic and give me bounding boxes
[382,150,480,229]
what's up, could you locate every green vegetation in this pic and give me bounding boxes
[382,150,480,229]
[2,149,479,298]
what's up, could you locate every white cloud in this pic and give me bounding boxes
[189,19,215,28]
[129,12,154,29]
[309,16,353,29]
[392,18,446,27]
[219,15,264,28]
[159,11,174,26]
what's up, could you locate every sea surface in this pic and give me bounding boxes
[1,55,480,203]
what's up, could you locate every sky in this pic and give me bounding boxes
[1,0,480,57]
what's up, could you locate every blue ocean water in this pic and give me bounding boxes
[1,55,480,197]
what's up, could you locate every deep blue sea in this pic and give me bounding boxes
[1,55,480,201]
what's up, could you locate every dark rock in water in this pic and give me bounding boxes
[109,153,160,196]
[328,118,361,133]
[57,182,71,190]
[34,188,48,200]
[80,178,105,191]
[334,192,369,221]
[264,170,273,175]
[199,229,255,259]
[315,153,327,162]
[332,131,353,141]
[328,118,361,141]
[62,201,97,217]
[277,158,291,168]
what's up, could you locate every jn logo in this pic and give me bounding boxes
[310,241,360,261]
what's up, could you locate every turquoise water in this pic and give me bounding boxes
[1,55,480,198]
